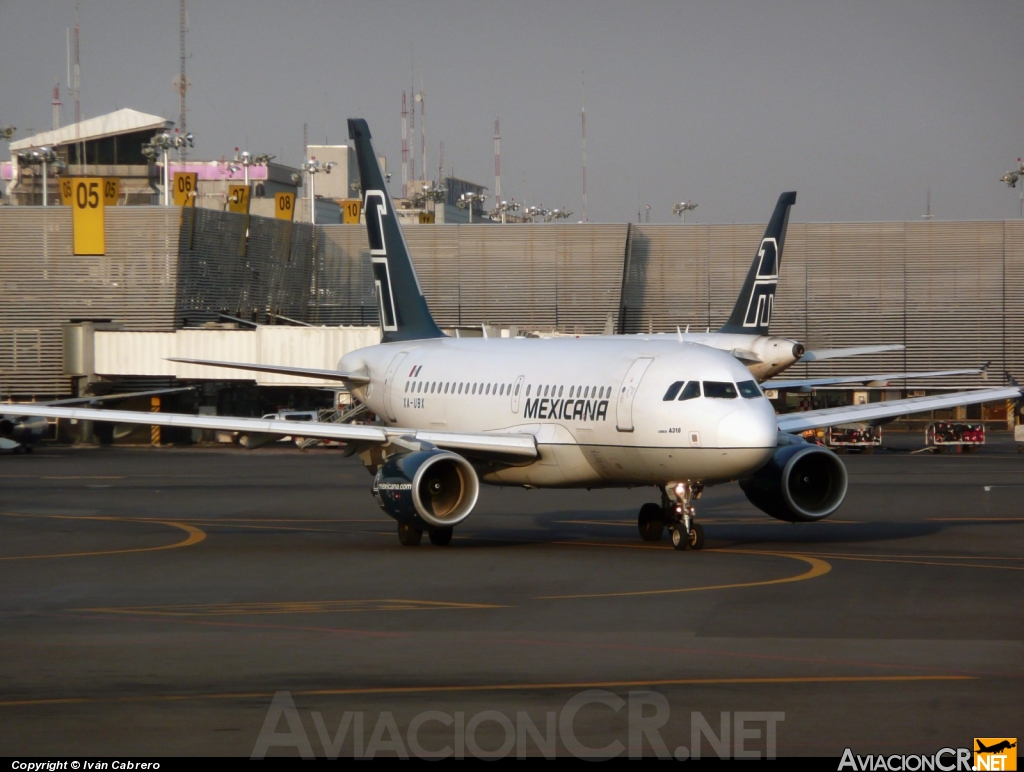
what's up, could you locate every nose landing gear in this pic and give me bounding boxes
[637,481,705,550]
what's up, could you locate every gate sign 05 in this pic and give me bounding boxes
[172,172,198,207]
[61,177,109,255]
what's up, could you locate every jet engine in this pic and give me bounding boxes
[0,415,49,445]
[739,438,848,522]
[372,449,480,529]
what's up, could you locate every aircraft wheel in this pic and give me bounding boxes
[428,527,453,546]
[688,522,705,550]
[670,527,688,551]
[637,503,664,542]
[397,523,422,546]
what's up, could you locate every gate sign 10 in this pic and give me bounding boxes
[172,172,198,207]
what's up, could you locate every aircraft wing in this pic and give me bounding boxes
[166,357,371,384]
[764,368,983,391]
[799,344,904,362]
[5,405,538,461]
[776,387,1021,434]
[45,386,197,406]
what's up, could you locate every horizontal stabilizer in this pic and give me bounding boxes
[799,344,904,362]
[166,357,371,384]
[776,386,1021,434]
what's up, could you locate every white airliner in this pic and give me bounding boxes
[620,191,981,390]
[11,119,1020,550]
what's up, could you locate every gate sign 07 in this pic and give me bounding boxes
[62,177,107,255]
[172,172,198,207]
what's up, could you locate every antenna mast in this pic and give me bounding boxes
[178,0,188,161]
[419,75,426,181]
[494,118,501,202]
[401,91,409,198]
[581,79,587,222]
[52,82,62,130]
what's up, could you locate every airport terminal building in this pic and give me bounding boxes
[1,199,1022,432]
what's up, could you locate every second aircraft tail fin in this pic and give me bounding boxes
[718,191,796,335]
[348,118,445,343]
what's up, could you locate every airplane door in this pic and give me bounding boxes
[382,352,408,422]
[511,375,525,414]
[616,357,654,432]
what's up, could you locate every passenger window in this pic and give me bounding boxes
[515,384,520,396]
[526,385,532,396]
[703,381,738,399]
[558,385,563,397]
[663,381,684,401]
[431,382,436,393]
[678,381,701,401]
[569,386,575,398]
[738,380,762,399]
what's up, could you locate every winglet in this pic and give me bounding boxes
[348,118,445,343]
[718,191,796,335]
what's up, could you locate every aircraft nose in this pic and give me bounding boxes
[716,401,777,449]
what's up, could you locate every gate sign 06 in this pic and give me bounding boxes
[61,177,110,255]
[172,172,198,207]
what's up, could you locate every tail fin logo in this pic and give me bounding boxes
[365,190,398,333]
[741,237,779,329]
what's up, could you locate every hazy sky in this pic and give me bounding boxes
[2,1,1023,223]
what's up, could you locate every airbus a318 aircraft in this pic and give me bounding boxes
[12,119,1020,550]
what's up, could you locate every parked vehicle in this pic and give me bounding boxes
[826,423,881,453]
[925,421,985,452]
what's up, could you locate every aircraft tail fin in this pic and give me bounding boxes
[348,118,445,343]
[718,191,796,335]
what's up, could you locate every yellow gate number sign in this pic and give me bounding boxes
[172,172,198,207]
[342,198,363,224]
[103,178,120,206]
[418,211,435,224]
[66,178,106,255]
[275,192,296,221]
[227,184,250,214]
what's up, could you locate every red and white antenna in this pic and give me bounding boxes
[417,74,426,181]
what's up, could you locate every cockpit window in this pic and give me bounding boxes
[738,380,762,399]
[662,381,684,401]
[678,381,701,401]
[703,381,738,399]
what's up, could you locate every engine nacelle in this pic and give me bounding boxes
[0,416,49,445]
[372,449,480,529]
[739,440,848,522]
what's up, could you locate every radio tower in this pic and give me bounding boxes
[494,118,501,202]
[418,76,426,181]
[581,80,587,222]
[178,0,188,161]
[401,91,409,198]
[409,78,416,189]
[52,82,62,130]
[438,141,444,186]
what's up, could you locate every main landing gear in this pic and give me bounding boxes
[636,482,705,551]
[397,523,454,547]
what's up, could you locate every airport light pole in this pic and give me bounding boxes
[457,191,487,223]
[144,131,194,205]
[235,150,275,188]
[999,159,1024,218]
[672,200,698,223]
[16,147,62,206]
[301,159,335,225]
[546,207,573,222]
[489,199,520,223]
[524,205,548,223]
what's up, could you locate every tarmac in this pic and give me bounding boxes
[1,434,1021,758]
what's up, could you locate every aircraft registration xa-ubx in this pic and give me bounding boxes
[13,119,1022,550]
